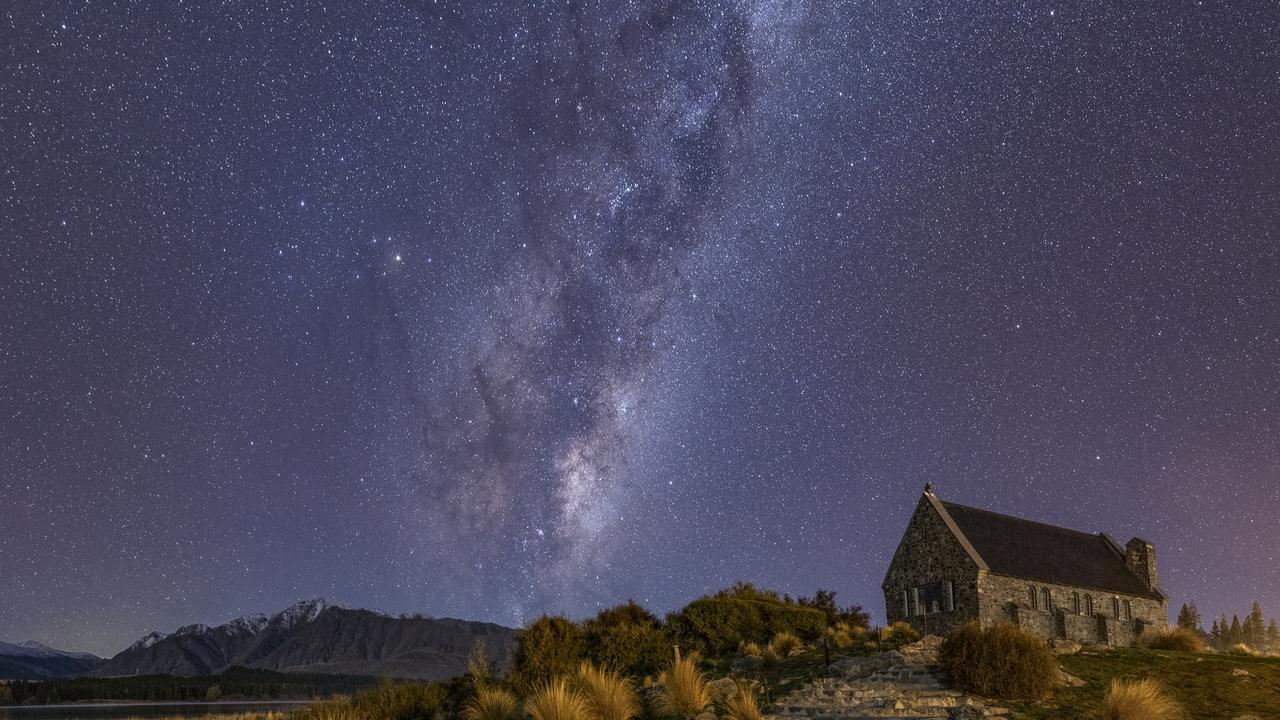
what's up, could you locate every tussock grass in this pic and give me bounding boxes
[1225,643,1259,656]
[1139,627,1205,653]
[576,662,639,720]
[768,632,803,658]
[1103,678,1183,720]
[879,621,919,646]
[463,685,520,720]
[721,683,762,720]
[939,621,1057,701]
[655,650,710,719]
[738,640,762,657]
[526,678,592,720]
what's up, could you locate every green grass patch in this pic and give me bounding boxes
[1011,647,1280,719]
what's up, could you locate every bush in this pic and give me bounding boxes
[666,585,826,655]
[584,603,671,678]
[1139,626,1205,653]
[938,622,1057,701]
[879,621,919,647]
[1103,678,1183,720]
[512,616,588,691]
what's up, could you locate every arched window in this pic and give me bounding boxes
[1123,600,1132,621]
[1085,595,1094,616]
[1028,585,1038,610]
[1041,587,1051,612]
[1072,592,1081,615]
[1113,597,1121,619]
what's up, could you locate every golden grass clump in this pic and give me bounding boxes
[527,678,592,720]
[655,650,711,719]
[938,621,1057,701]
[295,695,357,720]
[577,662,639,720]
[768,631,803,657]
[1103,678,1183,720]
[721,683,762,720]
[1139,626,1205,653]
[738,640,763,657]
[1225,643,1258,656]
[463,685,520,720]
[880,621,920,646]
[824,625,854,648]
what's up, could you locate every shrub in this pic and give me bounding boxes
[526,679,591,720]
[938,622,1057,701]
[666,586,826,654]
[577,662,639,720]
[768,631,803,657]
[512,616,587,691]
[1225,643,1258,656]
[879,621,919,647]
[463,686,519,720]
[654,650,710,719]
[721,683,761,720]
[585,604,670,678]
[1103,678,1183,720]
[1139,626,1205,653]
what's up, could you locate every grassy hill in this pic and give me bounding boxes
[1013,647,1280,719]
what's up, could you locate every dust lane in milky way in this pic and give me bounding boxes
[1,1,1278,656]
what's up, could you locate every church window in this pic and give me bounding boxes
[1028,585,1038,610]
[1040,587,1051,612]
[902,590,909,617]
[945,581,955,611]
[1113,597,1121,618]
[1123,600,1132,621]
[1072,592,1081,614]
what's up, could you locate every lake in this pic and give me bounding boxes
[0,701,309,720]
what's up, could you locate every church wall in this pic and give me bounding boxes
[978,572,1168,645]
[882,495,981,636]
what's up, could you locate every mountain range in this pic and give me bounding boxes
[1,599,517,681]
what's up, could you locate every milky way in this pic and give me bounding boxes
[3,1,1280,656]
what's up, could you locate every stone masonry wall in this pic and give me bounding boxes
[882,495,981,636]
[977,572,1167,645]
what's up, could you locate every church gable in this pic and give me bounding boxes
[882,487,983,629]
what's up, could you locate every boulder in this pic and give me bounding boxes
[1231,668,1252,677]
[1054,668,1086,687]
[1050,638,1082,655]
[948,705,984,720]
[706,677,740,705]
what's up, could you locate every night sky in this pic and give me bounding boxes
[3,1,1279,658]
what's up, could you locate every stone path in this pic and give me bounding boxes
[764,638,1010,720]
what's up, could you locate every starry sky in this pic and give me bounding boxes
[3,1,1279,658]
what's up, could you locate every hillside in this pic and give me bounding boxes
[1014,647,1280,719]
[0,641,102,679]
[92,599,517,680]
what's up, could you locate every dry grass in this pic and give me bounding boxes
[123,715,290,720]
[463,685,520,720]
[768,631,803,657]
[1103,678,1183,720]
[738,640,763,657]
[654,650,710,719]
[576,662,639,720]
[1225,643,1258,656]
[1139,627,1205,653]
[721,683,762,720]
[526,678,592,720]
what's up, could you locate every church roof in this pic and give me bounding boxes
[935,497,1165,600]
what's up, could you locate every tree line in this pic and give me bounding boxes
[1176,600,1280,652]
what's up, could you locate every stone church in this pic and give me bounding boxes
[882,485,1167,645]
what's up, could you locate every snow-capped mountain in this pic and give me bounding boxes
[0,640,103,679]
[95,599,513,680]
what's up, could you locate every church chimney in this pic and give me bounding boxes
[1124,538,1159,593]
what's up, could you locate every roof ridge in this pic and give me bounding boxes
[939,500,1106,542]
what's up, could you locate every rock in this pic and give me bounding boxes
[1054,668,1086,687]
[706,677,739,704]
[948,705,984,720]
[1231,668,1252,677]
[1051,638,1082,655]
[898,635,944,663]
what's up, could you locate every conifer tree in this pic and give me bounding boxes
[1230,615,1243,646]
[1268,618,1280,652]
[1247,601,1266,647]
[1210,618,1221,648]
[1176,602,1201,631]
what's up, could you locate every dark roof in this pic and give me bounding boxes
[939,500,1163,600]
